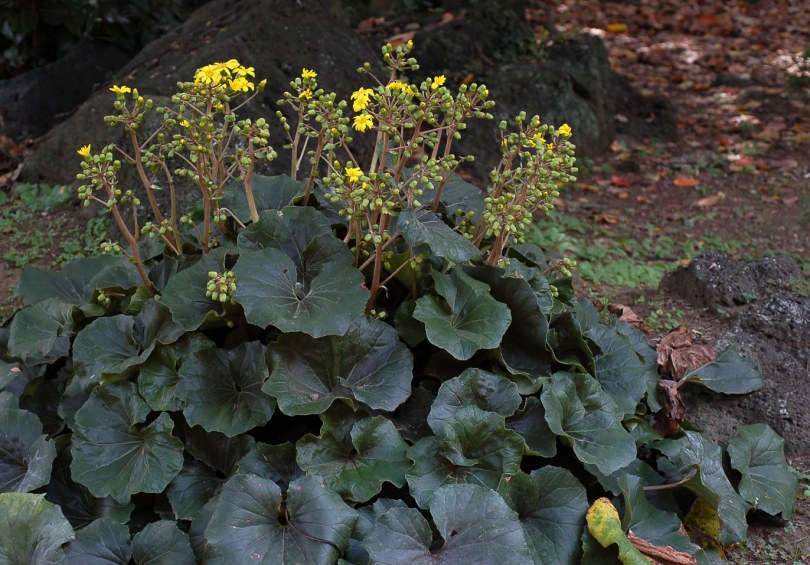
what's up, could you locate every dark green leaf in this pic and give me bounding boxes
[365,483,531,564]
[0,400,56,493]
[684,347,762,394]
[585,323,647,415]
[131,520,195,565]
[221,174,304,222]
[204,474,358,564]
[138,333,216,412]
[297,415,409,502]
[0,493,74,564]
[65,518,131,565]
[393,298,426,347]
[17,256,140,308]
[176,341,275,436]
[265,316,413,415]
[541,372,636,476]
[414,268,511,360]
[183,426,255,475]
[439,173,485,222]
[427,368,521,435]
[506,396,557,458]
[728,424,797,518]
[7,298,74,362]
[237,206,333,259]
[71,382,184,501]
[547,312,595,374]
[397,207,481,263]
[166,460,222,521]
[616,321,662,412]
[234,246,367,337]
[656,431,749,545]
[406,406,524,508]
[161,248,229,331]
[236,442,302,491]
[497,467,588,564]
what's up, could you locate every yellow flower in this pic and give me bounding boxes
[351,87,374,112]
[77,144,91,158]
[302,68,317,79]
[558,123,572,137]
[240,65,256,78]
[222,59,240,70]
[532,132,546,146]
[299,89,313,100]
[179,119,190,128]
[109,85,131,94]
[195,64,222,86]
[229,76,254,92]
[345,166,363,183]
[431,75,446,90]
[387,81,416,97]
[353,113,374,132]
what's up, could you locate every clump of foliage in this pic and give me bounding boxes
[0,43,797,564]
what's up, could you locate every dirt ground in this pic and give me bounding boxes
[1,0,808,561]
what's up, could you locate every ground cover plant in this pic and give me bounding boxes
[0,42,799,564]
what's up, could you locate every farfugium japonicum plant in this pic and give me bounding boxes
[0,41,796,565]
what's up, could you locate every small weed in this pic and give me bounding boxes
[646,306,686,332]
[13,183,72,212]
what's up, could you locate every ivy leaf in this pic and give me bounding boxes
[584,323,647,415]
[656,431,749,545]
[131,520,195,565]
[73,300,184,391]
[234,246,367,337]
[683,347,762,394]
[0,492,74,564]
[166,460,222,522]
[586,497,650,565]
[427,368,521,436]
[406,406,524,508]
[17,256,139,308]
[7,298,74,362]
[138,333,216,413]
[728,424,797,518]
[221,174,304,222]
[161,248,229,331]
[541,371,636,476]
[297,415,409,502]
[414,268,511,360]
[236,442,303,491]
[497,467,588,564]
[70,382,184,502]
[0,400,57,493]
[397,207,481,263]
[364,483,532,564]
[265,316,413,415]
[175,341,275,436]
[506,396,557,457]
[64,518,131,565]
[203,473,358,564]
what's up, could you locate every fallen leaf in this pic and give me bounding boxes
[673,176,700,188]
[356,16,385,33]
[611,175,631,187]
[596,214,619,224]
[654,379,686,437]
[694,192,725,207]
[627,531,696,565]
[607,303,645,330]
[385,31,415,47]
[784,196,799,205]
[657,326,716,381]
[606,23,629,34]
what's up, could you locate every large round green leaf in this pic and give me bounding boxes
[728,424,797,518]
[265,316,413,415]
[183,426,255,475]
[406,406,524,508]
[414,268,511,360]
[70,382,184,502]
[64,517,131,565]
[585,323,647,416]
[166,461,222,522]
[161,248,229,331]
[683,347,762,394]
[0,401,57,493]
[656,431,749,545]
[506,396,557,458]
[364,483,532,564]
[498,468,589,564]
[221,174,304,222]
[237,206,333,261]
[7,298,74,363]
[235,442,302,491]
[297,415,409,502]
[397,207,481,263]
[175,341,275,436]
[203,473,358,564]
[233,245,367,337]
[0,492,74,564]
[131,520,195,565]
[72,300,184,391]
[541,371,636,477]
[427,368,521,436]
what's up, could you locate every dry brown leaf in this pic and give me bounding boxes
[607,303,645,330]
[673,176,699,188]
[611,175,631,187]
[654,379,686,437]
[657,327,716,381]
[356,16,385,33]
[694,192,724,208]
[627,530,697,565]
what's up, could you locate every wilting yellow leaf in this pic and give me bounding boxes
[586,498,652,564]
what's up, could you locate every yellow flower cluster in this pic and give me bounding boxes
[109,85,131,94]
[77,144,91,158]
[431,75,446,90]
[345,165,363,183]
[558,123,572,137]
[351,87,374,112]
[353,114,374,132]
[387,81,416,97]
[302,68,317,79]
[194,59,256,93]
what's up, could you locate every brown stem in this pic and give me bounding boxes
[302,130,325,206]
[160,161,182,253]
[243,140,259,223]
[130,129,165,227]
